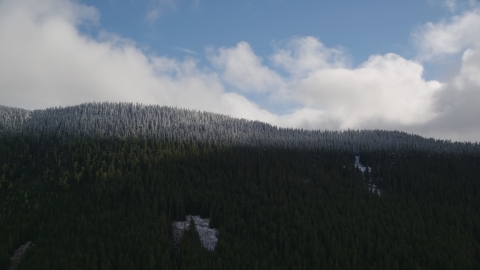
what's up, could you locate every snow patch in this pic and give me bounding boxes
[355,156,382,195]
[354,156,371,173]
[368,183,382,195]
[172,215,218,252]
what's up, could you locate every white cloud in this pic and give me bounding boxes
[207,42,285,92]
[0,0,99,26]
[453,48,480,86]
[290,54,441,129]
[206,37,441,131]
[419,47,480,141]
[271,36,349,76]
[414,7,480,60]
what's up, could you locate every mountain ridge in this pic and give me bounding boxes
[1,102,478,154]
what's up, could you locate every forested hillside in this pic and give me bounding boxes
[0,103,479,269]
[1,103,479,153]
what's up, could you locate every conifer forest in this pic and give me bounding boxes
[1,103,479,269]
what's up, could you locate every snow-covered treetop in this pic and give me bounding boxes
[1,102,478,153]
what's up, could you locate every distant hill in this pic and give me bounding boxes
[1,102,478,153]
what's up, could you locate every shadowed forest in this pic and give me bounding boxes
[1,135,479,269]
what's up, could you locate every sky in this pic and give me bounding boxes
[1,0,480,142]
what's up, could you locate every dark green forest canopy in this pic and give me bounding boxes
[1,135,479,270]
[0,103,479,269]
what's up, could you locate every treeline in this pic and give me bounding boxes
[2,103,479,153]
[1,135,479,269]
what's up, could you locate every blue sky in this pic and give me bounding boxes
[2,0,480,141]
[82,0,448,70]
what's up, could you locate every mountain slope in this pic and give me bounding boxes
[1,102,479,269]
[1,102,478,153]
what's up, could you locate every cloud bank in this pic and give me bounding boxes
[1,0,480,141]
[407,5,480,141]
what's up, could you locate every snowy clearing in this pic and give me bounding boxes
[172,215,218,252]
